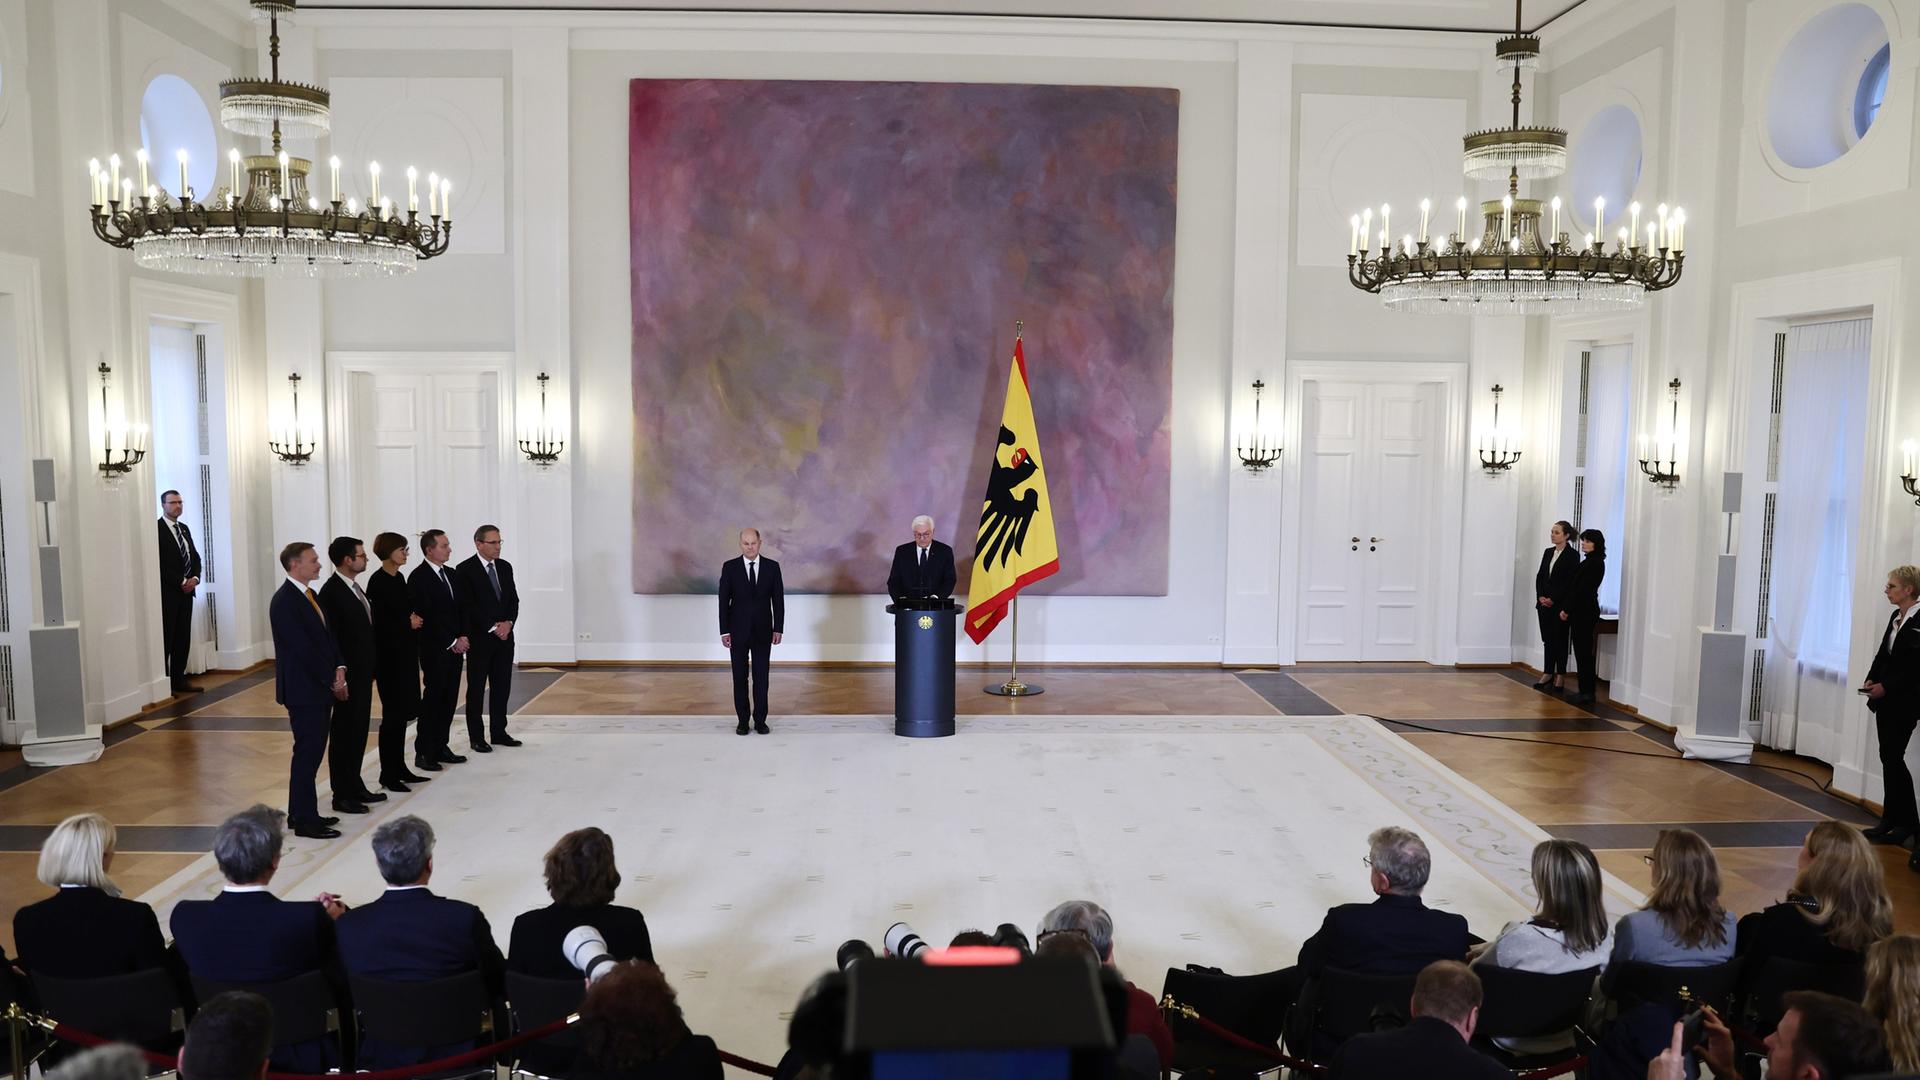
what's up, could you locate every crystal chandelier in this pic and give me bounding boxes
[1345,0,1686,314]
[85,0,451,278]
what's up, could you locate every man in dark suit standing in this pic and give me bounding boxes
[158,489,203,694]
[719,527,784,735]
[335,815,506,1070]
[1863,565,1920,853]
[319,538,385,815]
[455,525,522,752]
[887,514,957,604]
[270,542,349,840]
[408,530,469,772]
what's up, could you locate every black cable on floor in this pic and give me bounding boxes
[1360,713,1840,796]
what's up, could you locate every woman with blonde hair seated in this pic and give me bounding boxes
[1735,820,1892,972]
[11,813,173,980]
[1472,839,1612,1054]
[1865,933,1920,1074]
[1608,828,1735,967]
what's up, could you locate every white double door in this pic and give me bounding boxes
[1295,376,1442,661]
[340,367,503,557]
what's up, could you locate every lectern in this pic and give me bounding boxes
[888,599,961,738]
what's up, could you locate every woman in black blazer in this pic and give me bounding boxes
[12,814,180,983]
[1559,529,1606,705]
[366,532,429,792]
[1533,520,1580,692]
[510,827,655,978]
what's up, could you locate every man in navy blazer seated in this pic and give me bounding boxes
[336,815,505,1070]
[171,804,348,1071]
[887,514,957,604]
[270,542,350,840]
[1329,961,1509,1080]
[718,527,784,735]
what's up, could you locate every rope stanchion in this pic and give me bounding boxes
[1160,995,1326,1074]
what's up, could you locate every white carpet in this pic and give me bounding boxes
[142,714,1641,1073]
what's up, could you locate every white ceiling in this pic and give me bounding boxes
[293,0,1587,34]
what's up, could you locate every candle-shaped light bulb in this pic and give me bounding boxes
[1402,234,1414,257]
[1629,201,1641,241]
[1360,207,1372,250]
[175,149,189,201]
[1549,195,1561,242]
[1593,196,1605,238]
[1418,198,1431,243]
[88,158,101,205]
[1618,227,1629,249]
[329,155,341,203]
[110,153,121,195]
[136,148,148,193]
[379,195,391,221]
[228,148,241,201]
[1656,203,1669,247]
[1509,236,1520,253]
[1469,236,1481,253]
[1646,222,1657,252]
[369,161,381,204]
[1455,195,1467,240]
[428,172,439,217]
[1671,209,1685,251]
[347,196,359,215]
[1904,439,1917,478]
[1380,204,1390,244]
[307,196,318,211]
[269,195,280,211]
[440,178,450,220]
[1501,194,1512,239]
[406,166,418,212]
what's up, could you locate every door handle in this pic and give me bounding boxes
[1370,537,1383,543]
[1351,536,1360,551]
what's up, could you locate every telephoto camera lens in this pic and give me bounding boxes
[562,925,618,984]
[883,921,930,960]
[836,939,876,971]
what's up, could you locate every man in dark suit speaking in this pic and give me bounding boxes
[719,528,784,735]
[270,542,349,840]
[887,514,957,604]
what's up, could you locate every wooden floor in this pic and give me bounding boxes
[2,662,1914,956]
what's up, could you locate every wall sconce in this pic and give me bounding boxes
[95,362,148,482]
[1638,377,1682,489]
[267,372,318,466]
[1476,383,1521,473]
[1235,379,1281,473]
[519,371,565,467]
[1900,441,1920,505]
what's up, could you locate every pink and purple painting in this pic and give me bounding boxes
[629,79,1177,594]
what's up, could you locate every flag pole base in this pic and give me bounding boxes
[984,680,1043,696]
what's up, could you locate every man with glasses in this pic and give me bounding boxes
[1037,900,1174,1072]
[456,525,522,752]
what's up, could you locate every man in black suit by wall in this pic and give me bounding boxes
[158,489,203,694]
[719,527,784,735]
[1863,564,1920,858]
[270,542,349,840]
[887,514,957,604]
[455,525,522,751]
[319,538,386,815]
[407,530,470,772]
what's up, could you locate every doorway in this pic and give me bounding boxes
[1290,370,1453,661]
[147,319,222,673]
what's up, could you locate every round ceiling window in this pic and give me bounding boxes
[1567,105,1642,235]
[1766,3,1891,169]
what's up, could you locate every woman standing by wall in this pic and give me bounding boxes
[1533,520,1580,692]
[1561,529,1606,706]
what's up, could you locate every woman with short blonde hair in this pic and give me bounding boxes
[13,813,173,981]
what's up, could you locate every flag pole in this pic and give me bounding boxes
[985,320,1043,697]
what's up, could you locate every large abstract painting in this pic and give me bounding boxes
[629,79,1178,594]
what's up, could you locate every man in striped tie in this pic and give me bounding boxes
[270,542,349,840]
[456,524,522,751]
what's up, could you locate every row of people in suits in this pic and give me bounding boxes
[1531,522,1607,706]
[270,527,521,840]
[9,811,652,1072]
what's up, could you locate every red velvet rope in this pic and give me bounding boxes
[44,1016,779,1080]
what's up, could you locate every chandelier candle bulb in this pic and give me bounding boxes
[110,154,121,197]
[1629,201,1640,243]
[1904,439,1917,479]
[369,161,380,205]
[1594,196,1605,239]
[136,148,148,194]
[1550,196,1560,243]
[406,166,417,212]
[1360,208,1372,251]
[1646,223,1657,252]
[1419,199,1430,243]
[1584,231,1594,253]
[1618,227,1629,250]
[1502,194,1512,240]
[329,156,340,203]
[1672,209,1685,251]
[1381,204,1390,245]
[278,151,289,196]
[1656,203,1669,247]
[346,196,358,214]
[228,149,240,199]
[440,178,450,221]
[1456,196,1467,241]
[88,159,100,206]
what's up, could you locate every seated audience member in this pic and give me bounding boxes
[1608,828,1735,968]
[1036,899,1174,1072]
[948,930,996,947]
[335,815,505,1068]
[12,813,178,984]
[177,991,275,1080]
[1736,820,1891,973]
[1330,961,1510,1080]
[1034,932,1160,1080]
[171,805,346,1071]
[171,805,343,981]
[1649,990,1890,1080]
[509,826,654,977]
[1477,839,1611,975]
[46,1044,148,1080]
[1865,934,1920,1075]
[573,961,722,1080]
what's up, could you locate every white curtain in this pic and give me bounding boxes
[1583,343,1632,615]
[1761,317,1871,750]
